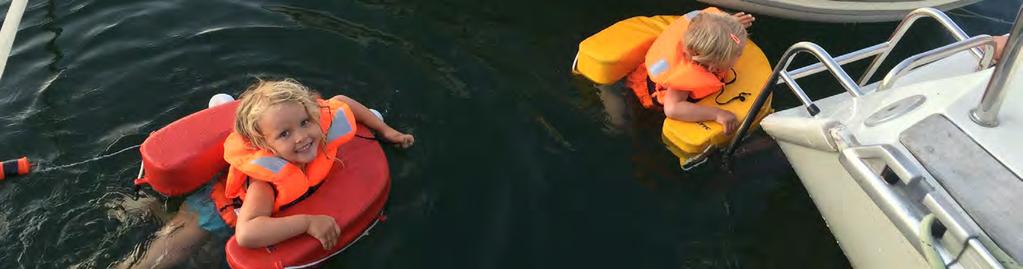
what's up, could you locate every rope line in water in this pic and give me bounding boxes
[30,134,383,175]
[34,144,140,173]
[31,132,382,175]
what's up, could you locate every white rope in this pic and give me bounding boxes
[34,144,140,173]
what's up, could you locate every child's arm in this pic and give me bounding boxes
[330,95,415,148]
[234,181,341,250]
[662,89,739,135]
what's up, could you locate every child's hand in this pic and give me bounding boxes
[715,110,739,135]
[306,215,340,250]
[382,129,415,149]
[732,12,755,28]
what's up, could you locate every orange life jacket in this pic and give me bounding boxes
[211,99,358,226]
[629,8,729,108]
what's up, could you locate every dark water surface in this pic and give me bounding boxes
[0,0,1018,268]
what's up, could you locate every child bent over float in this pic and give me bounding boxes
[627,8,755,135]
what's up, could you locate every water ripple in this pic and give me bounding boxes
[266,4,470,98]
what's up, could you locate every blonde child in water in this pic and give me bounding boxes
[628,8,755,135]
[643,11,1007,136]
[123,79,413,268]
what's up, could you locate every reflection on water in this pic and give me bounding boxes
[0,0,1017,268]
[267,5,470,98]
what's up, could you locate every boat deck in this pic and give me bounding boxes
[901,114,1023,262]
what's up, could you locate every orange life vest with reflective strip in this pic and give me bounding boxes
[634,7,729,107]
[212,99,357,226]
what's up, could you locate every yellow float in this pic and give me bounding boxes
[573,15,773,170]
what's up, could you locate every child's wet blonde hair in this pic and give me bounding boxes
[684,12,748,73]
[235,78,324,152]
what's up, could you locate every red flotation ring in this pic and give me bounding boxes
[136,101,240,196]
[225,124,389,269]
[136,101,390,269]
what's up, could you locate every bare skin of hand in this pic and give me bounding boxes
[715,110,739,135]
[306,215,341,250]
[382,129,415,148]
[732,12,755,28]
[993,35,1007,62]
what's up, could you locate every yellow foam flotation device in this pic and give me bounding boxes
[576,16,678,84]
[574,15,773,169]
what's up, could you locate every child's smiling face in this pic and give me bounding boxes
[257,102,323,165]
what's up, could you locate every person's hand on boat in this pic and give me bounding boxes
[382,129,415,149]
[715,109,738,135]
[306,215,341,250]
[732,12,755,28]
[993,35,1007,62]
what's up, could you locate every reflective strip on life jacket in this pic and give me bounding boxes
[648,59,670,77]
[326,108,354,142]
[251,156,287,174]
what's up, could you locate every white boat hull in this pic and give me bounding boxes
[776,140,929,268]
[762,43,1021,268]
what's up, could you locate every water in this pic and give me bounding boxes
[0,0,1018,268]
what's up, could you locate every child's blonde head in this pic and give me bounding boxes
[684,12,748,73]
[235,78,322,152]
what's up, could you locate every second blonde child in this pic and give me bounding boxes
[627,8,754,135]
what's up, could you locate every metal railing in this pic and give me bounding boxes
[878,35,997,91]
[858,8,981,86]
[723,42,859,157]
[971,6,1023,127]
[724,7,993,157]
[781,8,979,85]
